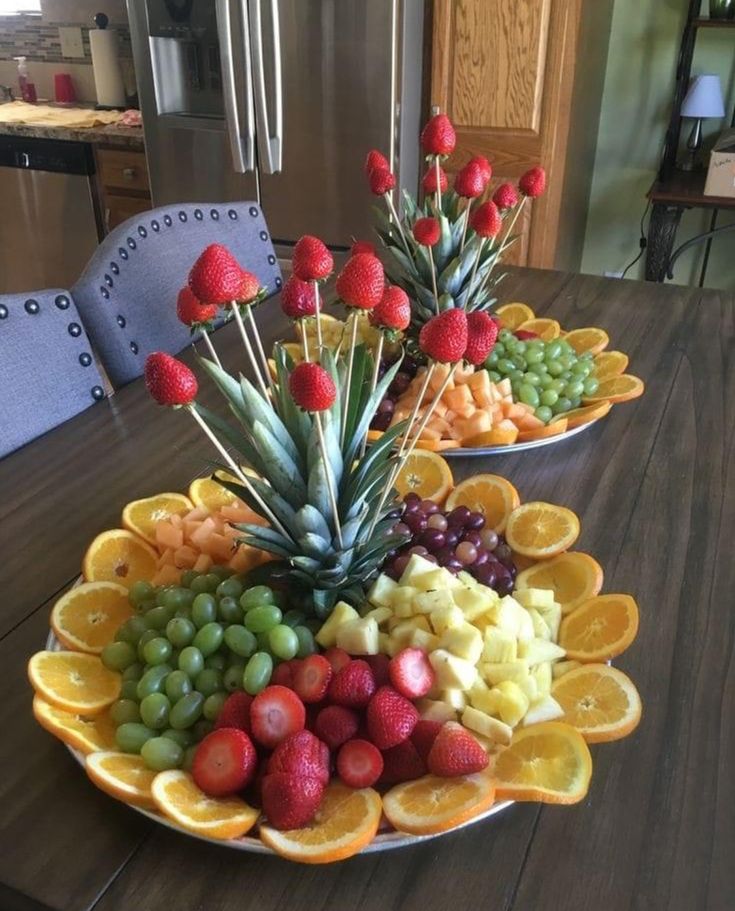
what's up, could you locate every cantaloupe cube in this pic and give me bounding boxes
[157,548,174,567]
[454,403,476,419]
[454,411,492,441]
[497,418,518,433]
[444,385,473,412]
[497,378,512,400]
[156,522,184,550]
[173,545,199,569]
[193,553,213,573]
[516,413,545,431]
[152,564,181,586]
[187,506,210,521]
[454,363,474,384]
[169,514,183,528]
[204,532,233,562]
[504,402,528,422]
[432,401,448,418]
[418,426,442,441]
[189,517,217,549]
[467,369,491,398]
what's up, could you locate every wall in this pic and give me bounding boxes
[581,0,735,288]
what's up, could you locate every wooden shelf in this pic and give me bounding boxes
[693,17,735,28]
[649,168,735,208]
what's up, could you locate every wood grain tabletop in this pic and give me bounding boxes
[1,267,732,911]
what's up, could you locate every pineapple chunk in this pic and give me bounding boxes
[528,607,551,641]
[531,661,552,697]
[482,627,518,663]
[452,585,498,622]
[390,620,419,648]
[495,596,526,637]
[378,632,393,655]
[409,628,440,652]
[429,649,478,690]
[398,553,438,586]
[539,602,562,641]
[523,695,564,726]
[516,673,539,704]
[514,587,555,610]
[468,682,502,716]
[367,574,398,608]
[391,585,419,615]
[393,599,415,619]
[335,618,379,655]
[315,601,360,648]
[521,638,566,666]
[552,659,582,679]
[415,697,456,723]
[481,659,530,686]
[439,688,467,712]
[495,680,530,727]
[429,604,465,635]
[461,706,513,745]
[439,623,483,664]
[414,589,454,615]
[363,606,392,626]
[414,566,462,593]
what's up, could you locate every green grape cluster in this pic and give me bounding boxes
[484,329,600,423]
[100,567,319,771]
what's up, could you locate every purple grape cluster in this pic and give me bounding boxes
[382,493,518,596]
[370,355,420,432]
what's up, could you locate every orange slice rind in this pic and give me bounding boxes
[504,502,580,559]
[583,374,645,405]
[515,552,604,614]
[82,529,158,589]
[382,772,496,836]
[564,327,610,356]
[445,474,521,534]
[593,350,629,381]
[86,751,158,808]
[495,302,535,330]
[122,493,194,545]
[28,651,121,715]
[559,594,639,662]
[551,664,642,743]
[516,318,561,341]
[394,450,454,504]
[151,770,259,840]
[558,401,612,429]
[463,426,519,447]
[517,418,568,442]
[50,581,133,654]
[33,696,117,754]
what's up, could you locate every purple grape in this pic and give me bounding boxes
[434,546,454,566]
[404,492,421,505]
[418,529,446,552]
[385,564,400,581]
[447,506,471,527]
[474,563,497,588]
[402,356,418,376]
[445,558,463,575]
[378,397,395,415]
[455,541,478,565]
[461,531,483,548]
[427,513,448,532]
[420,499,440,515]
[465,511,486,530]
[480,528,499,551]
[473,548,489,567]
[408,545,428,557]
[390,372,411,395]
[494,565,513,594]
[423,554,438,565]
[404,513,427,535]
[403,500,420,516]
[393,555,410,576]
[494,543,512,563]
[444,529,461,548]
[392,523,412,540]
[371,412,391,431]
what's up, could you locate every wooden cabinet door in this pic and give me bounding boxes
[431,0,582,268]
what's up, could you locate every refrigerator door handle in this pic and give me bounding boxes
[239,0,257,171]
[250,0,283,174]
[215,0,253,173]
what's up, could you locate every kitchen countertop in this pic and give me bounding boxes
[0,102,144,150]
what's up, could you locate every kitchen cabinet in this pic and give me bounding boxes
[430,0,614,270]
[94,146,151,232]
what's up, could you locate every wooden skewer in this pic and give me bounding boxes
[385,192,411,256]
[246,305,274,390]
[230,303,269,398]
[396,362,435,460]
[299,321,311,363]
[201,331,222,368]
[314,412,344,549]
[427,245,440,314]
[434,156,443,211]
[459,200,470,254]
[339,310,359,447]
[360,330,384,458]
[312,281,324,353]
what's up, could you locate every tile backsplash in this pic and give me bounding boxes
[0,14,132,64]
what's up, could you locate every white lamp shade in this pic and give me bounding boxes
[681,74,725,119]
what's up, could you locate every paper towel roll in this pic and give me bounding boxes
[90,28,126,109]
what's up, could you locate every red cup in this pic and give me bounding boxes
[54,73,75,104]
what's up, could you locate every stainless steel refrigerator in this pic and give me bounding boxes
[127,0,425,254]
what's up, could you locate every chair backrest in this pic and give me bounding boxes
[73,201,282,387]
[0,289,106,458]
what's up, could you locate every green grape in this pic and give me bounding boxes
[209,564,234,580]
[554,396,572,414]
[514,341,527,355]
[504,337,517,354]
[180,570,197,588]
[120,680,140,700]
[169,692,205,730]
[535,405,553,424]
[216,577,243,600]
[243,652,273,695]
[294,625,317,658]
[244,605,282,634]
[484,351,498,368]
[224,624,257,658]
[583,377,599,396]
[566,380,584,400]
[570,395,582,408]
[543,341,561,361]
[193,719,214,741]
[190,575,212,595]
[571,360,589,377]
[162,728,194,749]
[154,587,170,606]
[498,329,513,343]
[217,596,242,624]
[205,573,223,591]
[487,370,501,383]
[224,663,246,692]
[537,373,555,389]
[540,389,559,407]
[195,668,224,697]
[256,631,272,652]
[144,605,174,631]
[162,587,192,611]
[239,585,275,611]
[191,593,217,628]
[304,617,322,635]
[122,662,145,682]
[512,356,527,372]
[182,745,197,771]
[559,355,574,371]
[129,580,154,608]
[549,378,566,394]
[142,636,173,666]
[166,617,196,648]
[509,369,524,383]
[193,622,224,657]
[116,722,155,753]
[522,371,541,387]
[115,615,148,644]
[493,341,505,357]
[525,347,544,365]
[110,698,141,726]
[165,669,193,702]
[203,691,228,721]
[282,609,306,629]
[546,360,564,377]
[269,625,299,660]
[136,665,171,699]
[141,736,183,771]
[518,384,539,408]
[139,598,157,614]
[140,693,171,730]
[559,340,574,355]
[204,653,227,671]
[178,646,204,677]
[101,641,137,672]
[497,358,515,375]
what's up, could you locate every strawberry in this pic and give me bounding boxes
[313,704,359,749]
[249,685,306,749]
[261,772,324,830]
[519,165,546,198]
[293,655,332,704]
[292,235,333,282]
[468,155,492,183]
[188,243,245,305]
[335,253,384,310]
[214,691,252,733]
[366,685,419,750]
[322,647,352,674]
[412,216,441,247]
[370,286,410,333]
[350,239,377,257]
[364,149,390,175]
[267,729,330,785]
[493,182,519,211]
[176,287,218,327]
[464,311,499,366]
[364,653,392,688]
[379,738,426,785]
[470,201,502,238]
[426,721,489,777]
[369,167,397,196]
[454,162,485,199]
[238,270,261,303]
[421,113,456,156]
[410,719,444,763]
[288,362,337,412]
[280,276,317,321]
[191,728,257,796]
[271,659,300,688]
[419,309,468,364]
[336,739,383,788]
[388,648,435,699]
[144,353,198,406]
[515,329,539,340]
[328,659,376,709]
[422,164,448,195]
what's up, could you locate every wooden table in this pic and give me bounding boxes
[1,267,732,911]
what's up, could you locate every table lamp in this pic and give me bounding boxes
[680,73,725,171]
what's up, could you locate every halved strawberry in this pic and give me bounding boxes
[379,738,426,786]
[267,730,330,785]
[336,739,384,789]
[191,728,257,797]
[214,691,252,733]
[323,647,351,674]
[410,719,444,762]
[271,659,299,689]
[388,648,435,699]
[364,653,391,688]
[293,655,332,704]
[427,721,489,777]
[328,660,376,709]
[250,685,306,749]
[366,686,419,750]
[313,705,360,750]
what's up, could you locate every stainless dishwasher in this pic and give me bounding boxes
[0,135,102,294]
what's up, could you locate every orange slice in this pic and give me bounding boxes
[83,529,158,589]
[583,374,645,405]
[495,302,535,330]
[563,327,610,356]
[515,552,603,614]
[493,722,592,804]
[551,664,642,743]
[86,751,158,808]
[463,425,519,447]
[559,594,639,662]
[517,318,561,341]
[259,782,382,863]
[413,439,462,452]
[152,770,259,840]
[50,582,133,654]
[33,696,117,754]
[122,493,194,545]
[504,502,580,558]
[394,450,454,503]
[445,474,520,533]
[188,471,251,512]
[366,429,385,443]
[558,401,611,429]
[517,418,568,442]
[593,350,629,381]
[382,772,496,836]
[28,651,121,714]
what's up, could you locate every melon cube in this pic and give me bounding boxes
[192,553,213,573]
[156,522,184,551]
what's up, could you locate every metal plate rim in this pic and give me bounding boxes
[440,417,599,457]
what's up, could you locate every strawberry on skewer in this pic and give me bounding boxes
[454,161,488,254]
[494,166,547,270]
[239,269,274,392]
[176,286,222,367]
[421,113,456,211]
[412,217,441,315]
[467,200,502,298]
[280,276,317,362]
[292,235,333,354]
[366,155,410,255]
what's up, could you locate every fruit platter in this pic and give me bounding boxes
[28,220,642,864]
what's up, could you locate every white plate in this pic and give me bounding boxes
[441,417,599,457]
[45,625,513,856]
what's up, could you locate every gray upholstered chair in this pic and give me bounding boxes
[0,289,106,458]
[73,201,282,387]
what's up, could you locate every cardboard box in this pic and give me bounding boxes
[704,129,735,198]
